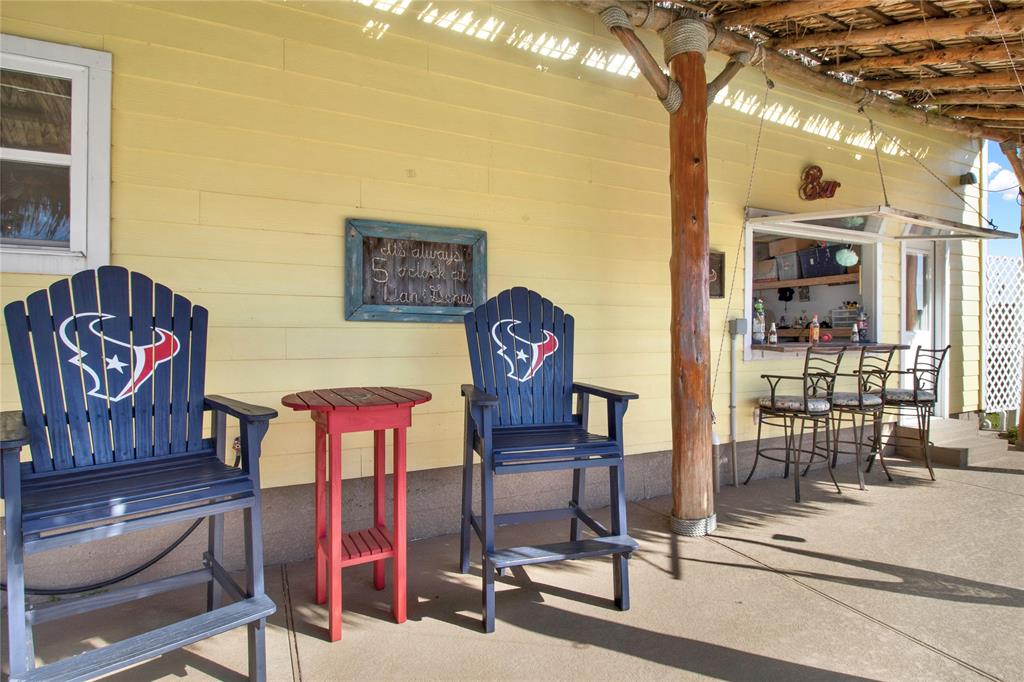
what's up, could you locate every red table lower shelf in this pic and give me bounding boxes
[323,526,394,567]
[282,386,431,642]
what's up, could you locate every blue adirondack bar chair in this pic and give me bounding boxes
[460,287,639,632]
[1,266,276,681]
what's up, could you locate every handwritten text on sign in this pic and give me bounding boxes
[361,237,476,308]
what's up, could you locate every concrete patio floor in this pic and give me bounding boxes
[15,451,1024,681]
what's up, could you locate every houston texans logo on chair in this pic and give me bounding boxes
[490,318,558,383]
[58,312,180,402]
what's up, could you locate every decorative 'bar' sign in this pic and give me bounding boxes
[345,219,487,322]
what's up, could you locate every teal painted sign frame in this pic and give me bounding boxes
[345,219,487,323]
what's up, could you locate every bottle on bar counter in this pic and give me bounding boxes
[850,323,860,343]
[809,314,820,344]
[768,323,778,345]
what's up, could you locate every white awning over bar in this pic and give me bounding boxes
[747,206,1017,242]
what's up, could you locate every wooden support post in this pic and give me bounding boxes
[601,8,736,536]
[665,18,716,536]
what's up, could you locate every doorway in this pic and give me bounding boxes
[901,242,948,416]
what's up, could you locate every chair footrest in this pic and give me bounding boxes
[487,535,638,569]
[12,595,275,682]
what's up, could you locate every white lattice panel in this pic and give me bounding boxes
[984,255,1024,413]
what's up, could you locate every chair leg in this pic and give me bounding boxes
[744,415,765,485]
[872,412,894,481]
[460,413,475,574]
[782,416,792,480]
[792,417,802,502]
[854,413,866,490]
[206,513,225,610]
[865,414,876,473]
[569,468,585,541]
[4,459,32,677]
[480,450,496,633]
[802,418,818,477]
[830,412,841,469]
[244,503,267,681]
[920,404,936,481]
[823,416,842,494]
[608,460,629,611]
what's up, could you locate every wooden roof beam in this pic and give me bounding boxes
[926,92,1024,106]
[945,106,1024,120]
[775,9,1024,50]
[968,120,1024,128]
[818,43,1024,73]
[716,1,878,28]
[984,128,1024,141]
[569,1,1009,141]
[862,71,1024,90]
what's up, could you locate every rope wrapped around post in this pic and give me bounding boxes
[663,18,709,64]
[599,4,633,30]
[600,5,682,114]
[661,80,683,114]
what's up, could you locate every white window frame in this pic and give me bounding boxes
[1,34,110,274]
[743,215,885,362]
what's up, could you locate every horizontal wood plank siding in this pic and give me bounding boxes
[0,0,983,491]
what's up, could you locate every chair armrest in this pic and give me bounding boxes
[461,384,499,407]
[1,410,30,450]
[205,395,278,423]
[572,382,638,402]
[759,374,806,381]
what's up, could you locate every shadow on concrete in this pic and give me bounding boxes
[500,601,878,681]
[712,464,935,532]
[697,536,1024,608]
[963,465,1024,476]
[101,649,248,682]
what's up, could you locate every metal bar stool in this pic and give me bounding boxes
[745,346,845,502]
[826,346,898,488]
[868,346,950,481]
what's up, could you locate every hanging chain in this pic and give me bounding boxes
[710,60,773,421]
[867,114,891,207]
[863,110,998,229]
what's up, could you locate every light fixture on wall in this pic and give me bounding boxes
[958,171,978,186]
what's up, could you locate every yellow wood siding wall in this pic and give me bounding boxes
[0,0,983,491]
[949,239,983,412]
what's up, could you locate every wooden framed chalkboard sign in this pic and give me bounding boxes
[345,219,487,323]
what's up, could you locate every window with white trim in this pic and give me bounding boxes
[1,35,110,274]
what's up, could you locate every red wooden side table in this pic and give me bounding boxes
[281,387,431,642]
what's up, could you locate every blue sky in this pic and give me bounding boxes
[984,140,1022,258]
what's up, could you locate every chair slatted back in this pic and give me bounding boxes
[912,346,950,394]
[858,346,897,395]
[463,287,574,427]
[4,266,208,474]
[803,346,844,398]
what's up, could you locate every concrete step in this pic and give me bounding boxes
[894,425,1009,468]
[922,417,984,439]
